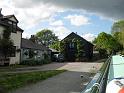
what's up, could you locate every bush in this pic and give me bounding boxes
[75,57,89,62]
[20,58,51,66]
[121,50,124,55]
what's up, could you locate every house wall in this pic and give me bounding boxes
[21,49,29,61]
[10,30,22,64]
[61,33,93,61]
[36,50,44,60]
[0,26,4,38]
[21,49,45,61]
[0,26,22,64]
[9,17,18,22]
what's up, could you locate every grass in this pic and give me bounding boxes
[0,70,66,93]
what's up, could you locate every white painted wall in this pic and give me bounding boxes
[9,16,18,23]
[0,25,22,64]
[0,26,4,38]
[10,31,22,64]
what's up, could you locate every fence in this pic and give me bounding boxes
[81,56,112,93]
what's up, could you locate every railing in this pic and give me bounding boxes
[81,56,112,93]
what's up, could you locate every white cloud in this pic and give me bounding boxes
[65,15,90,26]
[0,0,64,31]
[50,20,64,26]
[49,26,71,40]
[32,0,124,20]
[22,32,31,38]
[82,33,96,42]
[0,0,14,15]
[15,5,62,30]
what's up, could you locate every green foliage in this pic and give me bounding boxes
[121,30,124,47]
[76,40,84,60]
[36,29,59,46]
[29,50,36,58]
[111,20,124,34]
[60,41,67,60]
[60,41,66,53]
[111,20,124,50]
[98,48,107,58]
[0,70,66,92]
[60,37,85,61]
[93,32,120,55]
[0,28,14,58]
[43,53,51,64]
[21,59,43,66]
[49,41,60,51]
[20,58,51,66]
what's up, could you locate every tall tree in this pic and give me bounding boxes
[50,41,60,51]
[93,32,121,55]
[0,28,14,58]
[111,20,124,48]
[111,20,124,34]
[36,29,59,46]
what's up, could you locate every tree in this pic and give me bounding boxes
[36,29,59,46]
[111,20,124,49]
[49,41,60,51]
[111,20,124,34]
[93,32,120,55]
[0,28,14,58]
[76,40,84,60]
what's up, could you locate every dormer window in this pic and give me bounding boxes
[9,21,17,33]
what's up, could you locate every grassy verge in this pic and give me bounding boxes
[0,70,66,93]
[0,65,29,72]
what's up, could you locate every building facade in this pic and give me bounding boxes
[21,38,51,61]
[61,32,94,62]
[0,9,23,65]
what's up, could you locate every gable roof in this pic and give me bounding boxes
[3,15,19,23]
[62,32,94,46]
[0,14,23,32]
[21,38,50,51]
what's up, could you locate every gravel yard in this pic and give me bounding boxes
[10,61,103,93]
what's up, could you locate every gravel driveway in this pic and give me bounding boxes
[11,62,103,93]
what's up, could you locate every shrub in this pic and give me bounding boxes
[121,50,124,55]
[20,58,51,66]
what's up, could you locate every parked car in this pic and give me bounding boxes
[58,54,64,62]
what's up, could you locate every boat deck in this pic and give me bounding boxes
[107,55,124,82]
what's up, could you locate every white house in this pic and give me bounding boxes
[0,9,23,65]
[21,38,51,61]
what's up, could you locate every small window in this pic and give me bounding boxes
[9,21,17,33]
[69,43,75,48]
[10,46,16,57]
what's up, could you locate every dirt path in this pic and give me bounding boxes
[11,62,103,93]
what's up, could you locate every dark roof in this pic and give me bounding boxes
[21,38,50,51]
[0,14,23,32]
[2,15,18,23]
[62,32,94,46]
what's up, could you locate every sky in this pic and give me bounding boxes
[0,0,124,41]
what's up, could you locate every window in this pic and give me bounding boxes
[69,43,75,48]
[9,21,17,33]
[10,46,16,57]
